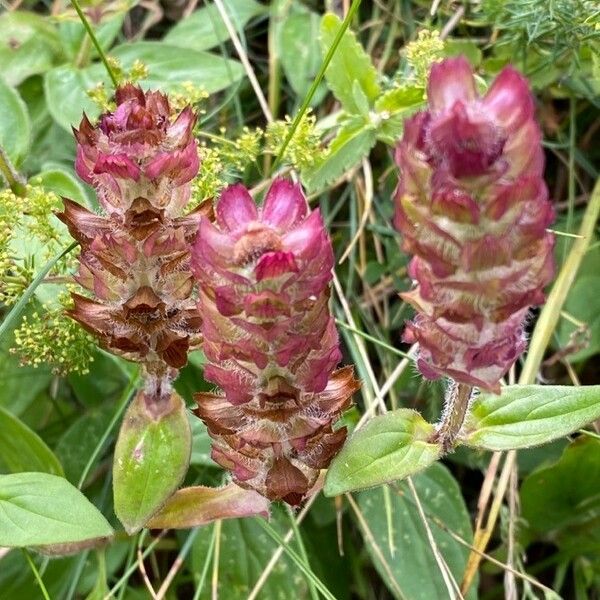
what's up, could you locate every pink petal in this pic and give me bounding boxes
[254,251,299,281]
[93,153,141,181]
[427,56,477,113]
[262,178,307,229]
[216,184,258,232]
[483,66,534,133]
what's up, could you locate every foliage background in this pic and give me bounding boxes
[0,0,599,598]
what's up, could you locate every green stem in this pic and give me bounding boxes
[335,318,411,359]
[271,0,363,172]
[286,506,319,600]
[254,517,338,600]
[22,550,51,600]
[520,177,600,385]
[0,146,26,197]
[70,0,118,87]
[0,241,78,343]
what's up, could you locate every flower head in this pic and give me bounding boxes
[192,179,359,504]
[74,83,199,218]
[394,57,554,392]
[59,85,207,394]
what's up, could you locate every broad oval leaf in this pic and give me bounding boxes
[463,384,600,451]
[324,409,441,496]
[320,13,380,114]
[0,406,64,475]
[280,11,323,98]
[0,472,113,547]
[164,0,266,51]
[357,464,477,600]
[113,391,191,534]
[0,11,61,86]
[0,77,31,166]
[148,483,269,529]
[44,42,245,131]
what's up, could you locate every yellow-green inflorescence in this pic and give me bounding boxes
[403,29,445,87]
[1,186,97,375]
[12,292,95,376]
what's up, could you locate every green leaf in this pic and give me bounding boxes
[324,409,442,496]
[0,406,63,475]
[147,483,270,529]
[44,42,245,131]
[0,11,62,86]
[0,77,31,166]
[521,437,600,538]
[464,384,600,451]
[558,274,600,362]
[304,116,377,192]
[113,391,191,534]
[55,405,114,484]
[164,0,266,51]
[279,10,324,99]
[190,506,308,600]
[31,168,90,206]
[357,464,476,599]
[0,472,113,547]
[374,85,425,145]
[320,13,380,113]
[190,414,217,467]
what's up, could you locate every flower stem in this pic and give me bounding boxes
[434,382,473,453]
[0,146,26,197]
[70,0,118,87]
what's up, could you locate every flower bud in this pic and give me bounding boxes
[394,57,554,392]
[192,179,359,504]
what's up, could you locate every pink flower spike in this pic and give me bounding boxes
[394,56,554,393]
[192,178,359,505]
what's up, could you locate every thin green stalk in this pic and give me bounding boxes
[286,506,319,600]
[193,523,218,600]
[22,549,51,600]
[0,146,26,197]
[77,368,141,489]
[254,517,338,600]
[271,0,363,172]
[70,0,118,87]
[107,533,164,598]
[335,318,411,359]
[0,241,78,342]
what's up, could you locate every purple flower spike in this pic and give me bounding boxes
[394,57,555,393]
[192,178,359,505]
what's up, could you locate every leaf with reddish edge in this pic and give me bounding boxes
[113,391,191,534]
[147,483,270,529]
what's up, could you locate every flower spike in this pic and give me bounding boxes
[58,85,208,405]
[192,178,359,505]
[394,57,555,394]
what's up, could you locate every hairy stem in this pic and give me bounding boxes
[434,382,473,452]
